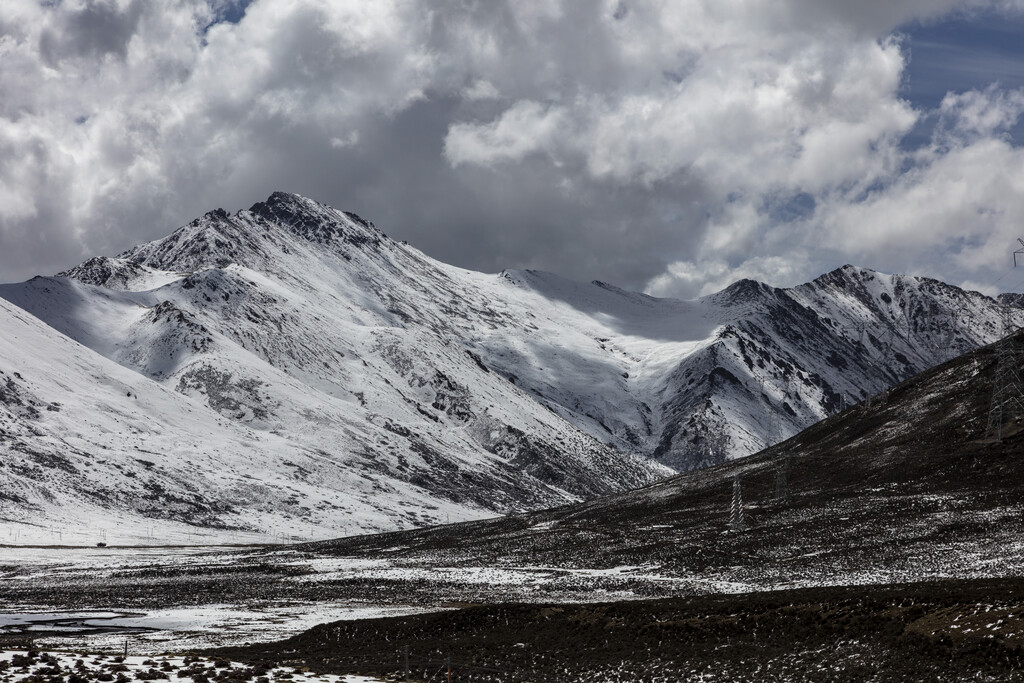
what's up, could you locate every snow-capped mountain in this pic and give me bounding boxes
[310,328,1024,598]
[0,191,1018,543]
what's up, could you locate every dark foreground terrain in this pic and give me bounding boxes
[217,577,1024,683]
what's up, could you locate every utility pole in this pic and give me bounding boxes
[758,376,781,451]
[854,321,870,349]
[853,321,876,410]
[877,308,910,407]
[765,410,779,451]
[729,475,747,531]
[930,310,958,363]
[984,239,1024,440]
[985,300,1024,440]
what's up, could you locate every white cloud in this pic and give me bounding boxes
[959,279,1001,297]
[646,255,809,298]
[937,85,1024,140]
[770,84,1024,294]
[462,79,500,101]
[445,101,565,166]
[1,0,1024,299]
[817,134,1024,274]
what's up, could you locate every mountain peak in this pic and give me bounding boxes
[809,264,888,291]
[59,192,391,289]
[708,277,774,305]
[247,190,308,218]
[58,255,150,289]
[7,191,1024,542]
[245,191,383,250]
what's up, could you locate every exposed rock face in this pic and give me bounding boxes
[0,191,1019,541]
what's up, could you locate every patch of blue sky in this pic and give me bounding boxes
[215,0,254,25]
[200,0,255,36]
[765,192,816,224]
[897,9,1024,150]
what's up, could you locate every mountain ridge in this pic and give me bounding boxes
[308,327,1024,591]
[1,191,1020,542]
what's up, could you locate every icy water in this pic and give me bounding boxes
[0,605,438,653]
[0,612,150,635]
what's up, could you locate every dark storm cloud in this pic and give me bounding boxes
[2,0,1024,298]
[39,0,144,65]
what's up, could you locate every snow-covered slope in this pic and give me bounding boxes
[1,191,1018,542]
[0,296,485,546]
[0,195,668,544]
[448,265,1016,470]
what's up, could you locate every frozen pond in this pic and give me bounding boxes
[0,545,450,653]
[0,604,442,653]
[0,611,150,634]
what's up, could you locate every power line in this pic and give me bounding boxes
[875,307,910,407]
[985,238,1024,441]
[985,307,1024,441]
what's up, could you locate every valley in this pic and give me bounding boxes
[3,194,1024,680]
[3,330,1024,680]
[1,193,1020,543]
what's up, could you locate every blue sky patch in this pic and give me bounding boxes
[900,10,1024,149]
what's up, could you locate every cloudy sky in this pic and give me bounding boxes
[3,0,1024,297]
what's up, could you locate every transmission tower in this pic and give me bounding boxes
[758,373,790,450]
[927,310,959,363]
[875,308,912,408]
[729,475,747,531]
[985,283,1024,440]
[772,369,793,502]
[758,377,778,450]
[882,308,910,364]
[853,321,871,349]
[852,320,882,409]
[765,409,780,450]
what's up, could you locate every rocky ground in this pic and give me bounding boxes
[216,578,1024,682]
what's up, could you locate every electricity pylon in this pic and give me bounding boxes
[758,376,778,451]
[985,298,1024,441]
[759,373,791,450]
[928,311,959,363]
[876,307,911,407]
[729,475,747,531]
